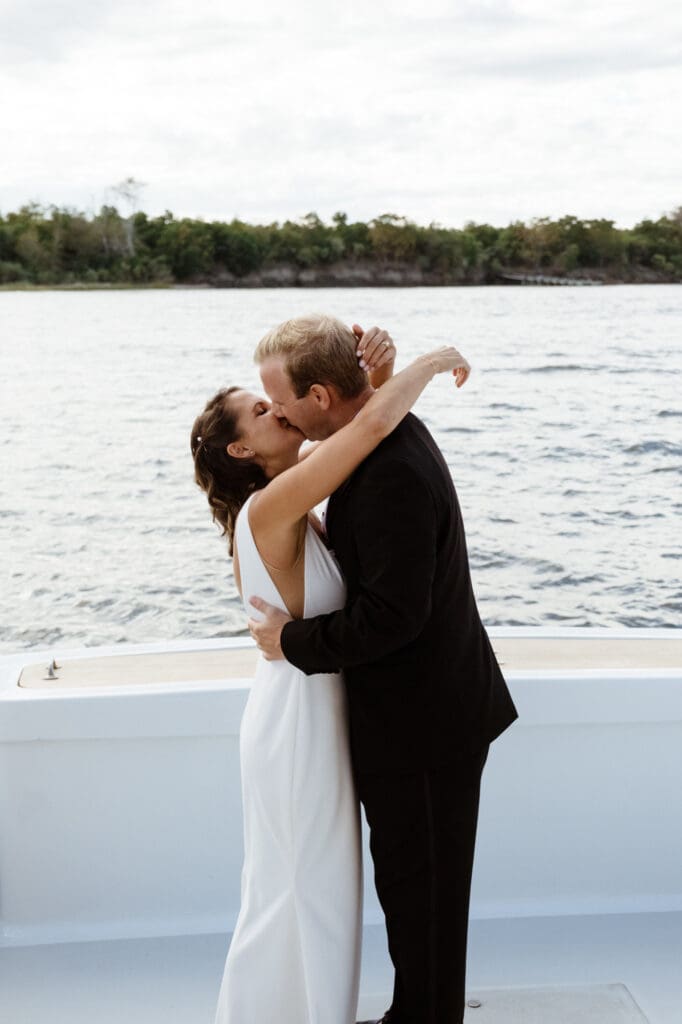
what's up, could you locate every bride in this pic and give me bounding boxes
[190,321,470,1024]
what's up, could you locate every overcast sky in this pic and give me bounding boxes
[1,0,680,228]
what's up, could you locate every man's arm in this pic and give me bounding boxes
[253,457,440,674]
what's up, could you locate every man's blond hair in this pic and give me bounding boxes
[254,313,367,399]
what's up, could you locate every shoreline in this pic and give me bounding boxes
[4,207,680,292]
[1,273,680,292]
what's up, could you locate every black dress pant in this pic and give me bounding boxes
[357,743,490,1024]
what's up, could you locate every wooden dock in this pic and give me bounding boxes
[499,272,603,286]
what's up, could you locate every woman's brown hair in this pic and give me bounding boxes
[190,387,268,556]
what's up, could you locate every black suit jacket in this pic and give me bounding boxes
[281,412,518,773]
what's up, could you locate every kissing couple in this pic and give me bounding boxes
[191,314,518,1024]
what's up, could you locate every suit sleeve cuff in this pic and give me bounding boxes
[281,619,306,670]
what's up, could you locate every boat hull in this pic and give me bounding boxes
[1,629,681,949]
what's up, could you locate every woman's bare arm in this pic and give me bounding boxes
[250,347,470,533]
[297,442,321,462]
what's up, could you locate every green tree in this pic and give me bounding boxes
[369,214,420,262]
[2,203,680,286]
[158,218,214,280]
[211,220,267,277]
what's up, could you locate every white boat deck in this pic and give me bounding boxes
[1,913,679,1023]
[16,632,682,689]
[2,628,681,1023]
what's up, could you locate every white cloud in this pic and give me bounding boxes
[1,0,680,227]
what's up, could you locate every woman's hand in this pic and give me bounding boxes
[353,323,396,374]
[353,323,396,389]
[421,347,471,388]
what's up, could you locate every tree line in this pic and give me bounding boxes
[1,204,681,286]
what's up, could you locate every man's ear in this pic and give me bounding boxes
[309,384,332,410]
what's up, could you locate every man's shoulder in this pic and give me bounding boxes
[363,412,444,471]
[334,415,448,505]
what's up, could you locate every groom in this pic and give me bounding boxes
[249,315,518,1024]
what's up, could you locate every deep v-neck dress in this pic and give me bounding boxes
[213,494,362,1024]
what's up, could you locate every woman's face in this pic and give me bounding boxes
[229,390,304,463]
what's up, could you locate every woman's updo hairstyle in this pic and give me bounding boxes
[190,386,268,555]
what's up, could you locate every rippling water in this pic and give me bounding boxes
[1,285,680,653]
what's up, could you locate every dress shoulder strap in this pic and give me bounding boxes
[234,494,293,619]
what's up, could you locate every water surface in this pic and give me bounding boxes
[1,285,680,652]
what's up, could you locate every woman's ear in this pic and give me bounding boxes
[227,442,254,459]
[309,384,332,410]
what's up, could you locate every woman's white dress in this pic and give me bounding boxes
[214,495,362,1024]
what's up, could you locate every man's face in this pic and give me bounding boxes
[259,356,332,440]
